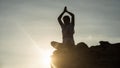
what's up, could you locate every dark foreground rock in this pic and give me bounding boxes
[51,41,120,68]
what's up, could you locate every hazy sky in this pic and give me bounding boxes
[0,0,120,68]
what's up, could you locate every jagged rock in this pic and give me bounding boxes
[76,42,88,49]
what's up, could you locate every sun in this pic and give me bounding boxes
[41,49,53,68]
[42,52,51,65]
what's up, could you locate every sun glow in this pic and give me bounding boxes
[40,49,53,68]
[42,52,51,65]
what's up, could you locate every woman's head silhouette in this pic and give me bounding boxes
[63,15,70,25]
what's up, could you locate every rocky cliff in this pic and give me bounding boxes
[51,41,120,68]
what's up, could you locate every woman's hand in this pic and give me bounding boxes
[64,6,67,12]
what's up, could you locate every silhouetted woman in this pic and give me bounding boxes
[51,7,75,49]
[58,6,75,46]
